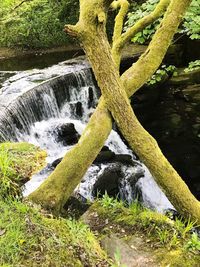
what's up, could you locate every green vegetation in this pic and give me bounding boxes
[147,64,177,85]
[184,60,200,73]
[91,194,200,266]
[0,199,107,267]
[1,0,199,48]
[0,0,79,48]
[125,0,200,44]
[124,0,161,44]
[0,142,46,199]
[0,142,107,266]
[180,0,200,40]
[0,145,199,266]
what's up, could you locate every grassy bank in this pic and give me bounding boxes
[0,142,199,266]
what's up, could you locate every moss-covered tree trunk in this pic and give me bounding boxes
[29,0,200,223]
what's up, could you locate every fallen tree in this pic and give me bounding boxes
[28,0,200,223]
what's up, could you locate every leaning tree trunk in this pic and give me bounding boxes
[28,0,200,223]
[28,0,170,213]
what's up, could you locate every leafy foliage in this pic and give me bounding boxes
[125,0,200,44]
[124,0,161,44]
[0,0,79,48]
[180,0,200,40]
[184,60,200,73]
[186,233,200,252]
[147,65,177,85]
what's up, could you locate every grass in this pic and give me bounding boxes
[0,142,46,199]
[0,143,199,266]
[0,199,108,267]
[90,194,200,266]
[0,142,108,266]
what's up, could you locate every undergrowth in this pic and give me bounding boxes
[91,194,200,266]
[0,142,108,266]
[184,60,200,73]
[0,142,46,199]
[0,199,108,267]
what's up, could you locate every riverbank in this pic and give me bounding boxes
[0,45,82,60]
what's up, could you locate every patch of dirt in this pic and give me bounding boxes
[82,210,160,267]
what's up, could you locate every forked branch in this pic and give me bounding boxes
[112,0,170,66]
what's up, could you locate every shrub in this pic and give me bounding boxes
[0,0,79,48]
[125,0,200,44]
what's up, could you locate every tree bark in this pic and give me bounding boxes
[28,0,173,212]
[28,0,200,223]
[76,0,200,223]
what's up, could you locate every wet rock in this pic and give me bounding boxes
[51,157,62,168]
[64,196,90,219]
[94,146,135,166]
[182,84,200,102]
[75,101,83,117]
[92,164,122,197]
[93,150,115,163]
[55,123,80,146]
[169,69,200,86]
[164,208,180,220]
[114,154,136,166]
[88,86,94,108]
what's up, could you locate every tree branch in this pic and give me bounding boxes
[64,24,80,37]
[112,0,170,66]
[121,0,184,96]
[12,0,31,11]
[121,0,170,47]
[112,0,130,44]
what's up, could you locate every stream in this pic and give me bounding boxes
[1,51,199,213]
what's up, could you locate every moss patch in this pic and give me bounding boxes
[0,142,47,199]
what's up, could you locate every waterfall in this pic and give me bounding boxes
[0,58,174,212]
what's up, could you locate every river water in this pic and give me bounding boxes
[3,51,198,213]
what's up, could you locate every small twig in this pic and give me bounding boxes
[12,0,31,11]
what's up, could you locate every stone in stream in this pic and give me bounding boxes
[75,101,83,117]
[94,146,137,166]
[51,158,62,168]
[88,86,96,108]
[54,123,80,146]
[92,163,144,199]
[92,164,123,197]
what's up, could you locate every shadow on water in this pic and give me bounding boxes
[0,49,84,71]
[133,82,200,200]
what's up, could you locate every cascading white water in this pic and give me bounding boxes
[0,58,174,212]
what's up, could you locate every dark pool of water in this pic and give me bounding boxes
[0,49,84,71]
[133,83,200,200]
